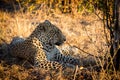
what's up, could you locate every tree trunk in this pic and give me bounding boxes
[112,0,120,70]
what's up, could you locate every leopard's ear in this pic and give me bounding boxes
[37,20,51,32]
[43,20,52,29]
[44,20,51,26]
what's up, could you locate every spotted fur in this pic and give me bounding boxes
[10,20,79,70]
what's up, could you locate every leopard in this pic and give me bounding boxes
[10,20,80,70]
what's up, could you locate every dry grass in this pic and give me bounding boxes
[0,5,120,80]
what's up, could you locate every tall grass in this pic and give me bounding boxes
[0,1,120,80]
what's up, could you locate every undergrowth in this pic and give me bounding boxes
[0,1,120,80]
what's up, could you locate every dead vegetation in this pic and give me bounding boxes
[0,2,120,80]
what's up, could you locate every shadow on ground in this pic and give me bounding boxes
[0,42,93,80]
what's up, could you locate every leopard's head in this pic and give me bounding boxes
[31,20,66,46]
